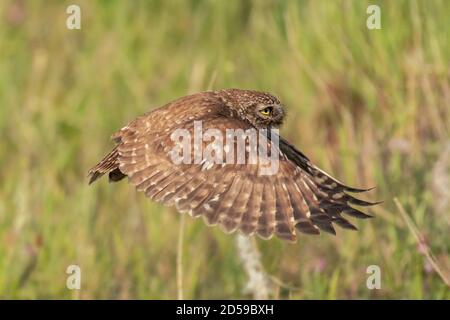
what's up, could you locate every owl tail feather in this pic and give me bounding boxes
[88,147,126,184]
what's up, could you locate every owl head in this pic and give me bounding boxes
[216,89,285,129]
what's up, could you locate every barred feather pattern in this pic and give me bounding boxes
[88,90,378,242]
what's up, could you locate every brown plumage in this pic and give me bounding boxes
[88,89,379,242]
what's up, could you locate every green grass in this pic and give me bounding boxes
[0,0,449,299]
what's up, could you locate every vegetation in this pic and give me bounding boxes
[0,0,448,299]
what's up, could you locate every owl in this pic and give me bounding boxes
[88,89,378,242]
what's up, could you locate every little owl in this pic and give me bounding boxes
[88,89,377,242]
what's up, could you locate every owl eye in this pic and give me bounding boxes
[259,106,273,116]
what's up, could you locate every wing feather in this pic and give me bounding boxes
[239,180,263,235]
[274,180,297,241]
[256,182,276,239]
[220,177,253,233]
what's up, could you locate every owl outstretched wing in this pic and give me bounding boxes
[88,95,377,242]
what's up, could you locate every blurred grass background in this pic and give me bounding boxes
[0,0,449,299]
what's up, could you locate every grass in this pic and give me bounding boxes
[0,0,449,299]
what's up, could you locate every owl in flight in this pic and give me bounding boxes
[88,89,377,242]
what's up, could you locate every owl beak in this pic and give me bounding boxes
[271,104,285,127]
[274,104,285,117]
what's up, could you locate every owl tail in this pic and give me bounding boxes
[88,147,126,184]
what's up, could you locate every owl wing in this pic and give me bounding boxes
[111,112,377,242]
